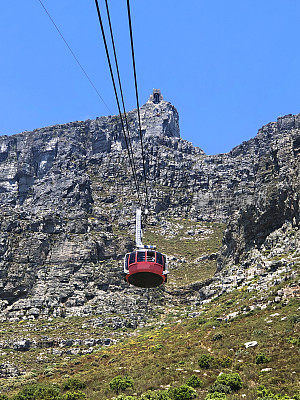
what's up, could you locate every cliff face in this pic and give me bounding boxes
[219,115,300,266]
[0,94,299,321]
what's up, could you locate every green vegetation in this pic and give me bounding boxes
[214,373,242,392]
[0,383,88,400]
[11,384,61,400]
[167,385,197,400]
[0,284,298,399]
[212,334,223,341]
[197,354,232,370]
[143,219,224,286]
[62,392,87,400]
[109,376,134,394]
[198,354,215,369]
[208,384,231,394]
[256,385,293,399]
[204,394,227,400]
[255,353,271,365]
[0,218,298,400]
[185,375,202,388]
[140,390,170,400]
[61,379,86,392]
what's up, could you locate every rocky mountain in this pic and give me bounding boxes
[0,91,299,325]
[0,92,299,400]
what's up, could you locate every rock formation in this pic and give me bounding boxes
[0,91,299,321]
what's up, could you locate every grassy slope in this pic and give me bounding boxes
[4,282,298,399]
[0,219,299,400]
[144,219,224,286]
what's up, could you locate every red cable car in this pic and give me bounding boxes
[124,249,168,288]
[123,208,169,288]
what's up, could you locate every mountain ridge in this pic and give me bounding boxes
[0,94,299,399]
[0,94,298,322]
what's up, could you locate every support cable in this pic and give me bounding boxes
[104,0,139,193]
[126,0,150,208]
[93,0,141,204]
[37,0,111,113]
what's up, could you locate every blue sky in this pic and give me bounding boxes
[1,0,299,154]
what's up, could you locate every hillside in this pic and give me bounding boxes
[0,92,299,399]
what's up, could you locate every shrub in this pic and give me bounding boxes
[257,395,290,399]
[208,383,231,394]
[0,395,9,400]
[212,334,223,341]
[217,356,232,368]
[287,336,300,346]
[62,392,87,400]
[205,393,227,400]
[115,396,138,400]
[109,376,134,394]
[198,354,215,369]
[141,390,170,400]
[215,373,242,391]
[186,375,202,388]
[12,384,61,400]
[255,353,270,365]
[256,385,291,399]
[257,385,273,398]
[62,379,86,392]
[168,385,197,400]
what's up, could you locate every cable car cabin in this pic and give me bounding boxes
[124,249,168,288]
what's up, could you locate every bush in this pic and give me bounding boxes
[287,336,300,346]
[217,356,232,368]
[168,385,197,400]
[109,376,134,394]
[12,384,61,400]
[255,353,270,364]
[115,396,138,400]
[257,385,274,398]
[62,392,87,400]
[141,390,170,400]
[186,375,202,388]
[257,395,291,399]
[215,373,242,391]
[256,385,291,400]
[212,334,223,341]
[205,393,228,400]
[0,395,9,400]
[62,379,86,392]
[208,383,231,394]
[198,354,215,369]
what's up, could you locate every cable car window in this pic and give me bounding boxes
[129,252,136,265]
[125,254,129,269]
[147,251,155,262]
[137,251,146,262]
[156,252,163,265]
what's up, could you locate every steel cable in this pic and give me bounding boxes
[126,0,150,209]
[94,0,142,204]
[37,0,111,113]
[103,0,139,195]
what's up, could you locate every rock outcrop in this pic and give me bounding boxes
[0,92,299,320]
